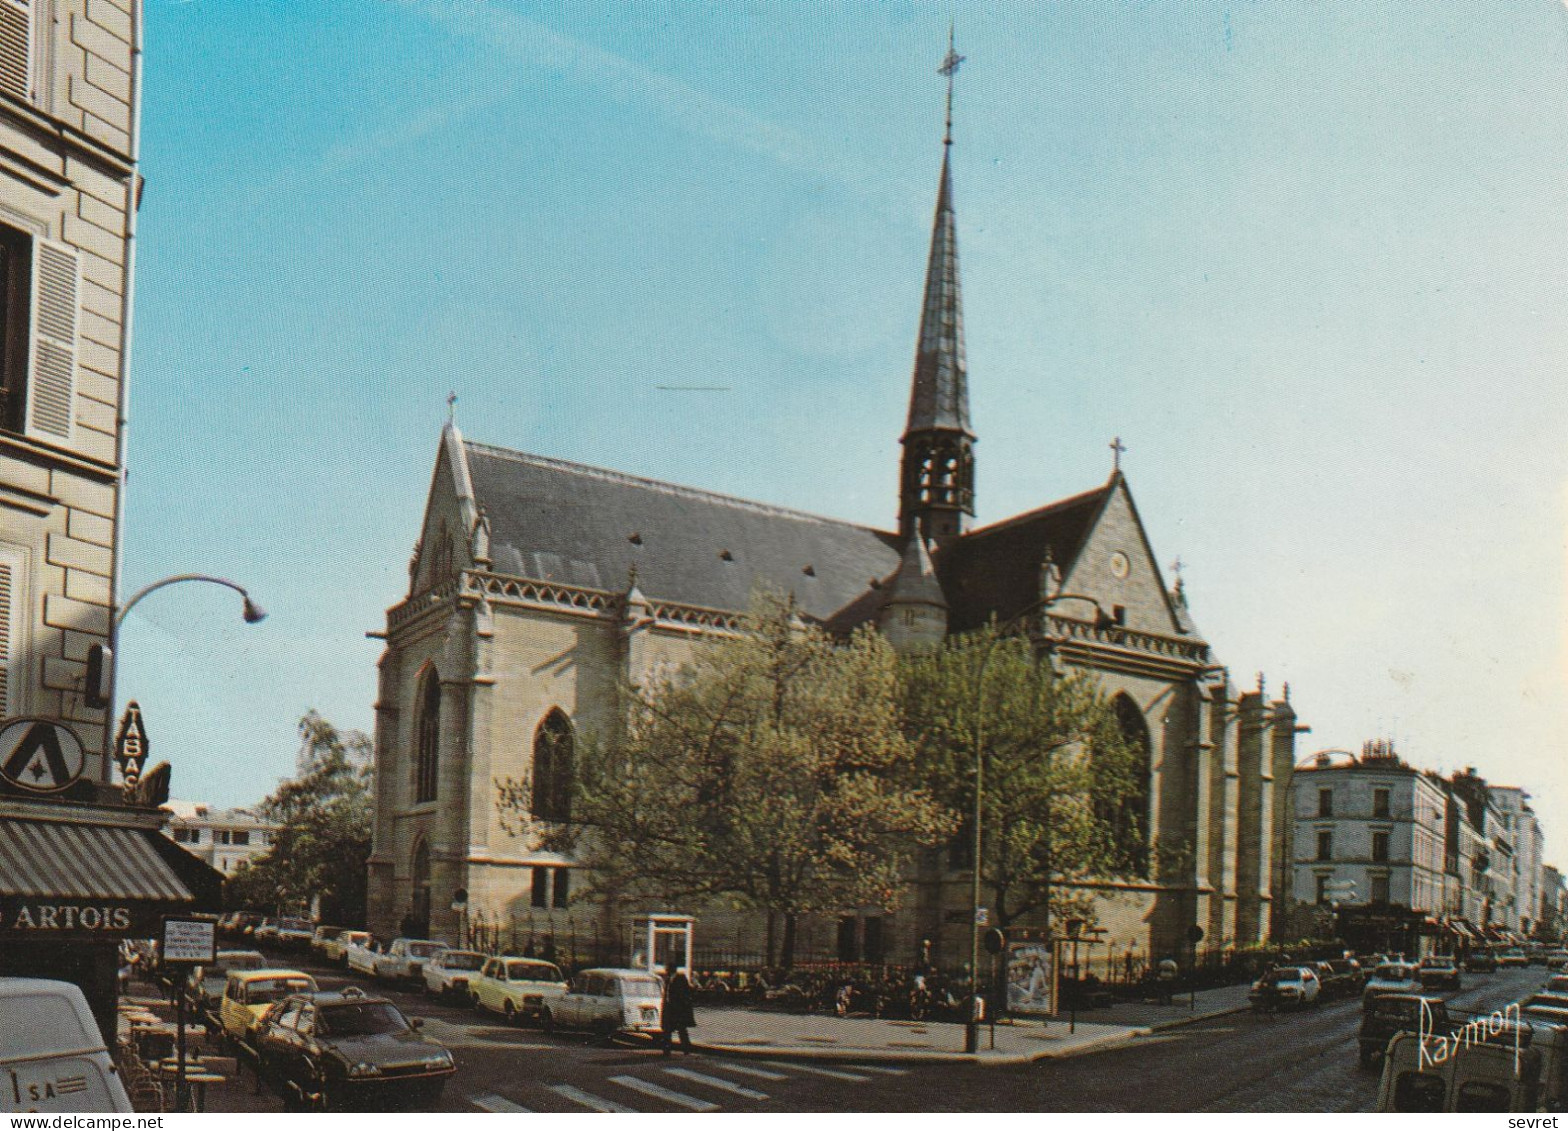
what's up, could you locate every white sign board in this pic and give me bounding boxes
[161,918,216,964]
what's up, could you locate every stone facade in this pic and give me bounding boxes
[366,133,1302,968]
[0,0,139,776]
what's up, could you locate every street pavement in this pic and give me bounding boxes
[218,949,1545,1113]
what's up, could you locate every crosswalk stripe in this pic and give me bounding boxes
[610,1075,720,1111]
[661,1066,768,1100]
[470,1093,534,1113]
[844,1064,908,1076]
[708,1061,790,1082]
[549,1083,638,1113]
[761,1060,869,1082]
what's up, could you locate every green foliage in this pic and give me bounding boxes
[899,625,1145,930]
[224,710,375,925]
[508,591,954,965]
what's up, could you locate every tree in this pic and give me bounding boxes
[225,711,375,925]
[501,591,955,967]
[899,625,1145,932]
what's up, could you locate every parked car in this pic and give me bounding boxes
[1418,957,1462,991]
[1359,993,1450,1069]
[253,918,282,947]
[0,978,132,1113]
[193,949,266,1019]
[372,939,449,986]
[1328,958,1366,992]
[1521,992,1568,1012]
[276,918,316,952]
[1363,963,1422,1010]
[546,968,665,1036]
[1498,949,1530,969]
[1465,951,1498,973]
[1543,975,1568,995]
[1248,966,1321,1012]
[345,937,384,978]
[254,987,454,1112]
[1545,951,1568,972]
[470,957,569,1024]
[423,949,487,1000]
[324,931,371,967]
[219,969,318,1053]
[310,926,347,959]
[223,912,265,939]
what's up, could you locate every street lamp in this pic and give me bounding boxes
[965,591,1113,1053]
[98,574,267,737]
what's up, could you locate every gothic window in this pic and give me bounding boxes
[413,667,440,804]
[1099,693,1152,876]
[531,709,574,823]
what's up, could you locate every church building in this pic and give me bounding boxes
[366,75,1301,967]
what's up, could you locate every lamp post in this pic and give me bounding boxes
[104,574,267,741]
[965,591,1113,1053]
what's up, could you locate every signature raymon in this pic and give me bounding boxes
[1418,999,1524,1076]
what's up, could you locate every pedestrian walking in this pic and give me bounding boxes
[1156,956,1179,1005]
[661,963,696,1055]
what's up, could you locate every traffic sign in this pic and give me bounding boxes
[0,718,85,793]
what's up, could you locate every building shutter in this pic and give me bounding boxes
[0,558,12,718]
[0,0,28,103]
[25,237,78,444]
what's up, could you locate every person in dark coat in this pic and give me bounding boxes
[661,963,696,1055]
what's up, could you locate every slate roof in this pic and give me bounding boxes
[463,442,903,627]
[935,483,1113,632]
[903,148,971,439]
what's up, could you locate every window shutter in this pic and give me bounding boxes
[26,237,77,444]
[0,558,12,719]
[0,0,28,103]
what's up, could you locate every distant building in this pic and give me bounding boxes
[163,799,276,875]
[1490,786,1542,934]
[1288,743,1450,955]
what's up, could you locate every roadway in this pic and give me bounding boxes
[247,949,1548,1113]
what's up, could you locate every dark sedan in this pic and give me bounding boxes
[1359,993,1450,1069]
[255,988,455,1111]
[1416,957,1462,991]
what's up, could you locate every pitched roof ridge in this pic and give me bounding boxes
[961,482,1112,540]
[463,439,897,535]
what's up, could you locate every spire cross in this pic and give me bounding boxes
[939,25,964,146]
[447,391,458,424]
[1170,556,1185,582]
[1110,435,1127,472]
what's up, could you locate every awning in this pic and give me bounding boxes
[0,816,221,936]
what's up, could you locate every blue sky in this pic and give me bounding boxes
[119,2,1568,847]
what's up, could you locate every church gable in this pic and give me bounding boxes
[1060,476,1187,638]
[408,429,478,596]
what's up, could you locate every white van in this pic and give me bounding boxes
[547,968,664,1036]
[0,978,132,1113]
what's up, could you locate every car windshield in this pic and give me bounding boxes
[1374,965,1412,980]
[407,943,443,958]
[280,919,312,931]
[1371,1000,1421,1020]
[246,978,313,1004]
[441,952,485,971]
[318,1002,409,1036]
[505,961,563,982]
[621,977,664,996]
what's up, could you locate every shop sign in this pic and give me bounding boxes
[0,719,85,794]
[0,900,133,932]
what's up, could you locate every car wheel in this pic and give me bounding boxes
[540,1007,554,1035]
[1358,1046,1374,1069]
[471,992,483,1013]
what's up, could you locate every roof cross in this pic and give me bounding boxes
[1110,435,1127,472]
[939,25,964,146]
[447,391,458,424]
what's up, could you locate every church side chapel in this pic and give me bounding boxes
[365,54,1300,968]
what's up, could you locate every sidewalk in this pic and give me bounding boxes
[691,983,1254,1065]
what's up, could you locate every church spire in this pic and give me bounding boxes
[899,31,975,546]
